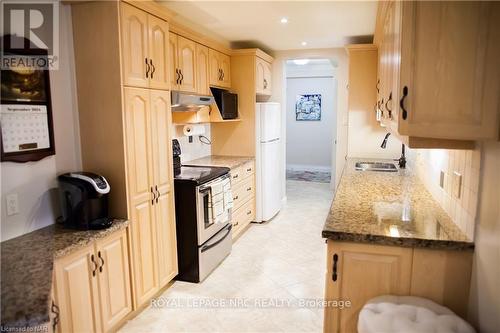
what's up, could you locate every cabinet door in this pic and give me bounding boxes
[324,241,412,333]
[196,44,210,95]
[263,61,272,95]
[155,190,178,287]
[399,1,500,140]
[147,15,170,90]
[219,52,231,88]
[95,229,132,332]
[121,2,149,88]
[54,245,101,333]
[255,58,265,94]
[208,48,221,86]
[169,33,179,90]
[123,88,159,307]
[177,36,197,93]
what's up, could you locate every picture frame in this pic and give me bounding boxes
[295,94,321,121]
[0,36,56,163]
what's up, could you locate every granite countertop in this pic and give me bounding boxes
[322,159,474,250]
[1,219,128,329]
[185,155,254,169]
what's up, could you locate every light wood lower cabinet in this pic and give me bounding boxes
[53,229,132,333]
[230,161,256,239]
[323,241,473,333]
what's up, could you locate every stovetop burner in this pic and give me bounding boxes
[174,165,230,185]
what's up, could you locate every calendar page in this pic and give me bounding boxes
[1,104,50,153]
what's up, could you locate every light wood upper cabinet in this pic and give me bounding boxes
[375,1,500,143]
[169,33,179,90]
[147,15,169,90]
[169,33,197,93]
[255,57,272,96]
[196,44,210,95]
[121,3,149,88]
[324,241,412,333]
[54,245,102,333]
[95,229,132,332]
[209,49,231,88]
[121,3,170,89]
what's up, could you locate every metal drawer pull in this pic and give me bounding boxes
[385,92,392,118]
[246,168,252,172]
[246,187,252,191]
[51,301,60,331]
[91,254,97,277]
[234,222,239,226]
[400,86,408,120]
[233,195,239,200]
[233,174,238,179]
[246,210,252,215]
[155,185,159,204]
[98,251,104,273]
[179,69,184,85]
[332,254,338,282]
[151,186,155,205]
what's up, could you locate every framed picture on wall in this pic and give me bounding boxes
[296,94,321,121]
[0,36,56,163]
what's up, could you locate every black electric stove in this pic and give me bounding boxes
[174,165,230,185]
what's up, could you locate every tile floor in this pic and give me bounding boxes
[120,180,334,333]
[286,170,331,184]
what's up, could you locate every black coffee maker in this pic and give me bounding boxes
[57,172,113,230]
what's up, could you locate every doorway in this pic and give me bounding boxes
[284,59,337,185]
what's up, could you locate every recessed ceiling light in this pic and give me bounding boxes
[293,59,310,65]
[301,41,307,46]
[280,17,288,24]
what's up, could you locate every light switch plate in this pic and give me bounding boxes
[439,171,445,189]
[453,172,462,199]
[6,193,19,216]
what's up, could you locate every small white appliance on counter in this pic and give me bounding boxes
[255,102,282,222]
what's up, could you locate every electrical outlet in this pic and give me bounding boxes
[439,171,445,189]
[453,172,462,199]
[6,193,19,216]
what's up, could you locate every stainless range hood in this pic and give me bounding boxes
[171,91,214,112]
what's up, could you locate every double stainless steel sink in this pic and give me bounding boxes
[355,161,398,172]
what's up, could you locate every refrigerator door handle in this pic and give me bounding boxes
[261,138,280,144]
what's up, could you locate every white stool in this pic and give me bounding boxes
[358,295,475,333]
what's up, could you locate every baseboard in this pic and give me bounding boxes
[286,164,331,172]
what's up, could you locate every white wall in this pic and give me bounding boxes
[171,124,212,163]
[468,141,500,332]
[1,5,81,241]
[270,48,350,198]
[285,71,336,172]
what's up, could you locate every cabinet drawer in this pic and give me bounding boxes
[241,161,255,178]
[232,177,254,210]
[231,198,255,237]
[230,167,242,185]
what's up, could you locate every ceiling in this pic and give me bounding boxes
[159,1,377,52]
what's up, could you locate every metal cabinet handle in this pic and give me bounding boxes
[155,185,160,204]
[51,301,60,331]
[145,58,150,78]
[150,59,155,79]
[332,254,338,282]
[376,79,380,93]
[246,168,252,172]
[218,68,222,81]
[179,69,184,85]
[263,79,268,89]
[151,186,156,205]
[222,69,225,81]
[380,98,385,116]
[400,86,408,120]
[98,251,104,273]
[91,254,97,277]
[246,210,252,215]
[233,174,238,179]
[233,195,239,200]
[246,187,252,191]
[175,69,180,84]
[234,222,239,226]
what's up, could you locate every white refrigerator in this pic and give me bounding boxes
[255,102,282,222]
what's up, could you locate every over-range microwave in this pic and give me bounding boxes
[211,87,238,120]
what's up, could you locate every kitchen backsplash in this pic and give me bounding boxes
[415,148,481,240]
[172,124,212,163]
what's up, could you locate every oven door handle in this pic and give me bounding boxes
[200,224,232,253]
